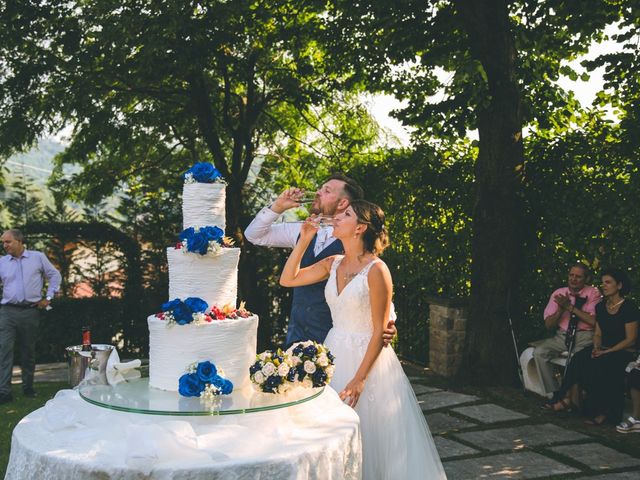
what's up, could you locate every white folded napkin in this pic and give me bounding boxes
[106,349,142,385]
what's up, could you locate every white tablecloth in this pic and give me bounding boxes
[5,388,361,479]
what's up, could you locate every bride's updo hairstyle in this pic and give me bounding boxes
[351,200,389,255]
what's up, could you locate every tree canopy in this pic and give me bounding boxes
[2,0,640,384]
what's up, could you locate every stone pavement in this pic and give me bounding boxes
[408,376,640,479]
[13,365,640,479]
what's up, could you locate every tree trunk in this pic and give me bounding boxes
[454,0,524,385]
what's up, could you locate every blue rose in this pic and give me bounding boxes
[196,361,217,383]
[263,374,282,393]
[172,303,194,325]
[161,298,182,312]
[312,369,328,387]
[327,351,335,362]
[220,378,233,395]
[286,368,297,382]
[296,365,306,381]
[303,345,318,357]
[187,231,209,254]
[178,373,203,397]
[185,162,222,183]
[201,226,224,242]
[249,361,262,375]
[210,375,234,395]
[184,297,208,313]
[292,345,304,356]
[178,227,196,242]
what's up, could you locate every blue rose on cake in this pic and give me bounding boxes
[179,360,233,398]
[183,162,224,184]
[156,298,252,327]
[176,225,232,256]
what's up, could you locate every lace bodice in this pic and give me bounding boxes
[325,255,381,334]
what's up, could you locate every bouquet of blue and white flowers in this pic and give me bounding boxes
[183,162,225,184]
[250,341,335,393]
[249,349,291,394]
[286,340,335,388]
[178,360,233,398]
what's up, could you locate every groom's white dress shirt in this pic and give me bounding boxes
[244,206,337,256]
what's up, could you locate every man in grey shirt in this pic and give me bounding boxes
[0,229,61,403]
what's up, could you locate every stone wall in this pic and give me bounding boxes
[427,296,468,377]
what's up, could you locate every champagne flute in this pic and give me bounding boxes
[278,215,334,228]
[293,191,317,205]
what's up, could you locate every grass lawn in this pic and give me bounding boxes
[1,382,68,479]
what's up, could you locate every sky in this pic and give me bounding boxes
[367,24,622,147]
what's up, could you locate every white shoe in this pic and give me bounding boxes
[616,416,640,433]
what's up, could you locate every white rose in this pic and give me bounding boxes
[262,362,276,376]
[325,365,335,378]
[317,353,329,367]
[302,377,313,389]
[303,360,316,374]
[258,351,271,361]
[253,371,265,384]
[291,355,302,366]
[277,363,290,377]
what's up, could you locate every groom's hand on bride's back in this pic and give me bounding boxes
[382,319,397,348]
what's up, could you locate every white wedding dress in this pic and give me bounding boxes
[324,256,446,479]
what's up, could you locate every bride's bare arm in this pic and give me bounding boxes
[279,220,333,287]
[339,261,392,407]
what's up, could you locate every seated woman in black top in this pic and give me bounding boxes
[583,268,638,425]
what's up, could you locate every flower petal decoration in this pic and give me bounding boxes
[196,361,218,383]
[178,361,233,398]
[183,162,223,183]
[178,372,203,397]
[184,297,208,314]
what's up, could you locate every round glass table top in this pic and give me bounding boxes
[78,378,324,416]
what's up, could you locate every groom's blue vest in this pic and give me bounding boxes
[286,235,344,346]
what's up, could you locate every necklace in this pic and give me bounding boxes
[606,298,625,310]
[343,272,358,281]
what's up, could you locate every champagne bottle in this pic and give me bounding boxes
[81,326,92,352]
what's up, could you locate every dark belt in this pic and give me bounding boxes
[1,303,38,309]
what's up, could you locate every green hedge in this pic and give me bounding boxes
[35,297,154,363]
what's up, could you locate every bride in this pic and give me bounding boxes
[281,200,446,479]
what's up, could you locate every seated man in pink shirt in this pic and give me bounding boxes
[533,263,601,397]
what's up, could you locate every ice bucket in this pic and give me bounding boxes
[65,344,114,387]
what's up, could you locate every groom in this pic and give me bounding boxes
[245,173,396,346]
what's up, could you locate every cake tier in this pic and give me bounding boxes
[148,314,259,392]
[182,183,226,231]
[167,247,240,308]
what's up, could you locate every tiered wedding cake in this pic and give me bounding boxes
[147,164,259,392]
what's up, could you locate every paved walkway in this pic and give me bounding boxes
[13,365,640,479]
[409,377,640,479]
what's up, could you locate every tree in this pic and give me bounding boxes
[0,0,350,241]
[323,0,625,383]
